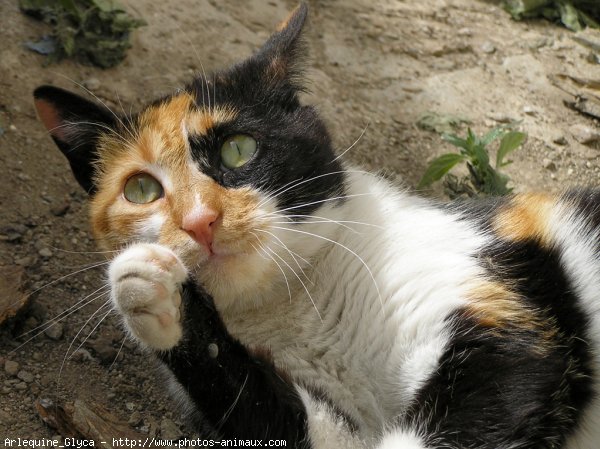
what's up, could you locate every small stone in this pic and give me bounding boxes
[0,409,14,424]
[1,387,10,394]
[542,159,556,171]
[50,201,70,217]
[4,360,19,376]
[39,374,54,387]
[44,323,64,340]
[160,418,183,441]
[523,105,536,116]
[126,402,136,411]
[457,27,472,36]
[570,124,600,145]
[70,348,95,363]
[129,411,142,426]
[15,256,34,267]
[83,77,101,90]
[481,42,496,54]
[208,343,219,358]
[17,370,34,383]
[15,382,27,391]
[0,223,26,242]
[488,113,514,123]
[567,168,574,176]
[552,134,568,146]
[38,248,53,258]
[86,339,118,364]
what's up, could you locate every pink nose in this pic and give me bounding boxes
[181,207,220,252]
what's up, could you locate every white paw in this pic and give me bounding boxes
[109,243,187,350]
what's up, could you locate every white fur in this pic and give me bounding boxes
[109,243,186,350]
[219,171,489,439]
[548,202,600,449]
[109,169,600,447]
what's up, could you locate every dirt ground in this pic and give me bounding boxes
[1,0,599,443]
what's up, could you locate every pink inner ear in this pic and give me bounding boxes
[34,99,67,141]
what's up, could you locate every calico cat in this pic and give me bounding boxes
[33,4,600,448]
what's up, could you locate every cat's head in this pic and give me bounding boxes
[33,4,346,310]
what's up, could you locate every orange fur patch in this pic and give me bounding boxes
[493,193,556,246]
[464,281,556,355]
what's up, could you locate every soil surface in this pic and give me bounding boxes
[1,0,599,443]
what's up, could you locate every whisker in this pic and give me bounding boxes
[7,260,110,311]
[217,373,249,430]
[52,72,139,144]
[57,298,112,386]
[255,169,375,210]
[260,192,376,217]
[253,229,312,281]
[271,225,383,313]
[249,241,292,304]
[277,214,384,230]
[10,286,110,354]
[330,121,370,164]
[109,335,128,371]
[265,246,322,322]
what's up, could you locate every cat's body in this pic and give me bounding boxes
[33,4,600,448]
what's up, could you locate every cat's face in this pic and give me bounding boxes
[33,5,345,310]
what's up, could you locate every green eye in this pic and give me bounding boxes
[220,134,257,169]
[123,173,163,204]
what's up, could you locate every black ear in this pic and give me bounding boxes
[33,85,116,194]
[254,3,308,88]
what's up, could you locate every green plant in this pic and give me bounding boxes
[20,0,145,68]
[418,127,527,197]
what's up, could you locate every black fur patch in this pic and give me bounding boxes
[405,236,594,448]
[160,280,311,447]
[183,3,345,218]
[33,85,117,193]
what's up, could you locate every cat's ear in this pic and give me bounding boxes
[33,85,116,194]
[255,3,308,88]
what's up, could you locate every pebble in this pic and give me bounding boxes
[126,402,136,411]
[523,105,536,116]
[0,223,26,242]
[552,134,568,146]
[129,411,142,426]
[481,42,496,54]
[15,256,34,267]
[83,77,101,91]
[570,124,600,145]
[160,418,182,441]
[17,370,34,383]
[1,387,10,395]
[208,343,219,358]
[0,409,14,424]
[50,201,70,217]
[457,27,472,36]
[14,382,27,391]
[38,248,53,258]
[488,112,514,123]
[5,360,20,376]
[87,338,119,364]
[71,348,95,363]
[44,323,64,340]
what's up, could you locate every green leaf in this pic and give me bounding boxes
[480,127,506,147]
[441,133,468,150]
[496,131,526,167]
[418,153,467,189]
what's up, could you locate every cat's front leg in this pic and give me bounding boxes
[109,243,314,446]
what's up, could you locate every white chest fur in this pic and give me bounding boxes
[220,172,489,435]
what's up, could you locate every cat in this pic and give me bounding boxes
[32,3,600,448]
